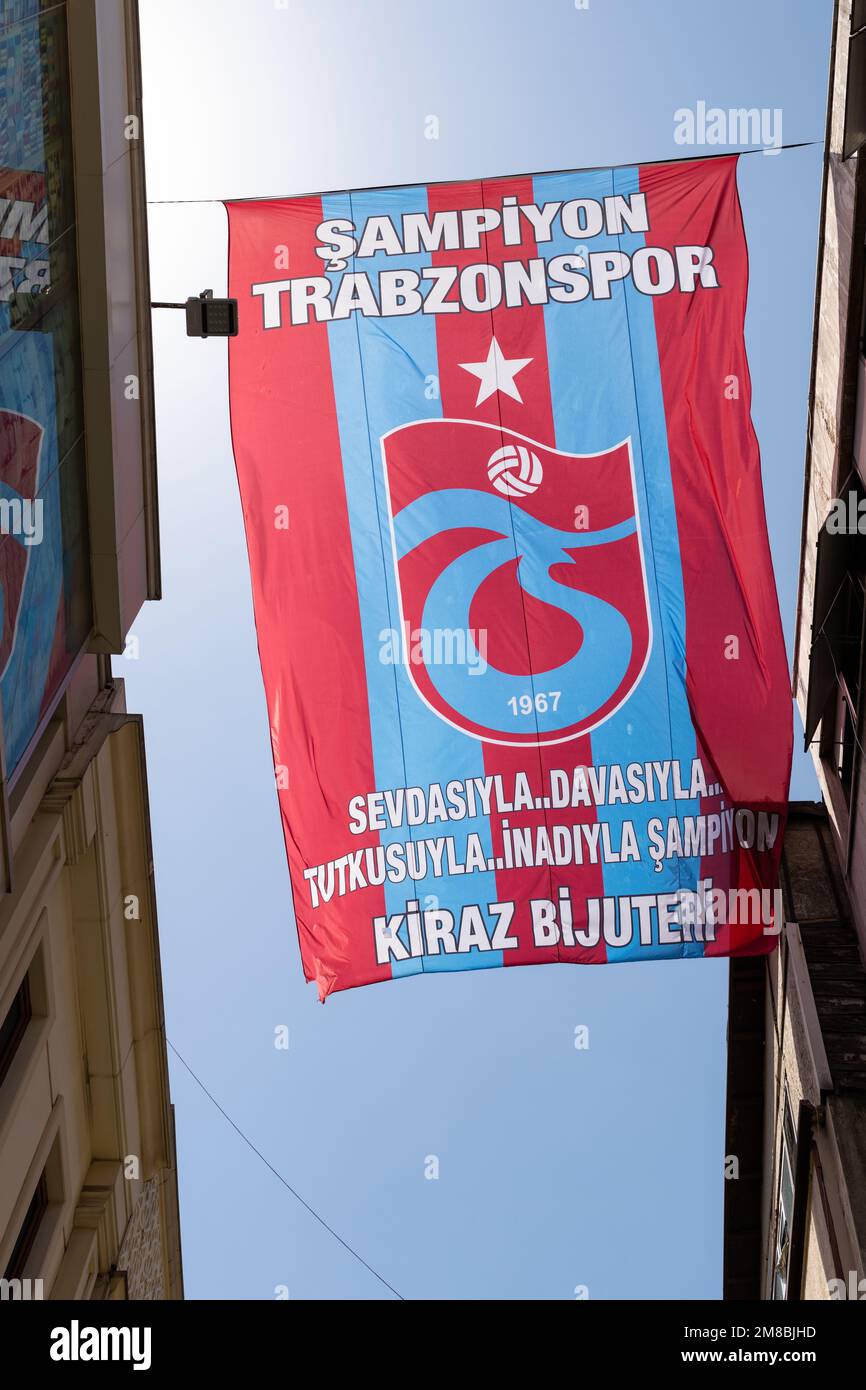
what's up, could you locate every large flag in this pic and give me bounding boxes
[226,155,792,1000]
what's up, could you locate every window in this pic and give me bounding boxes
[830,679,858,802]
[0,970,31,1088]
[771,1089,797,1300]
[825,536,864,804]
[805,472,866,805]
[772,1084,800,1301]
[2,1171,47,1282]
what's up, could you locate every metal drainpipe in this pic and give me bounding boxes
[786,1100,818,1300]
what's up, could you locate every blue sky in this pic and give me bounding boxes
[132,0,829,1299]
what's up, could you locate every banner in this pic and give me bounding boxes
[227,155,792,999]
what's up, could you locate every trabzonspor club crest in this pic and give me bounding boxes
[382,419,651,746]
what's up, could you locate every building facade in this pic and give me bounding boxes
[0,0,181,1299]
[724,0,866,1302]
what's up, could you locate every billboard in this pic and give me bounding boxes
[0,8,91,779]
[227,155,792,999]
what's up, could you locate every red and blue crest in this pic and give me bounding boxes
[382,419,651,745]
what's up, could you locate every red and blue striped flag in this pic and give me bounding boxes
[227,154,792,999]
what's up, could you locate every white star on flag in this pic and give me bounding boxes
[459,336,532,406]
